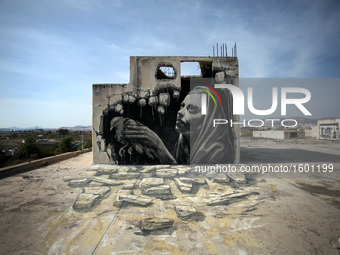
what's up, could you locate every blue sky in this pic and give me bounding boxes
[1,0,340,128]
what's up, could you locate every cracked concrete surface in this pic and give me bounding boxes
[0,138,340,254]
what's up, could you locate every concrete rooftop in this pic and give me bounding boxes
[0,137,339,254]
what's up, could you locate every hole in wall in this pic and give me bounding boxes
[156,64,176,79]
[180,62,201,77]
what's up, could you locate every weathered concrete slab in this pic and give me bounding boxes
[127,166,139,172]
[174,178,192,193]
[207,192,254,206]
[213,176,231,184]
[73,193,100,210]
[68,178,91,187]
[63,175,89,182]
[178,177,206,185]
[116,166,130,172]
[109,172,140,179]
[174,205,197,219]
[177,167,190,175]
[122,195,153,206]
[117,166,138,172]
[96,167,119,175]
[156,168,177,178]
[227,173,247,184]
[139,218,174,232]
[139,177,164,190]
[121,183,135,190]
[114,189,133,207]
[140,166,157,173]
[155,165,171,170]
[90,176,123,186]
[142,184,171,195]
[83,186,111,198]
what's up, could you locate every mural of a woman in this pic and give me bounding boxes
[123,86,235,164]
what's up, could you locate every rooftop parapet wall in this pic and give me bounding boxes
[129,56,238,93]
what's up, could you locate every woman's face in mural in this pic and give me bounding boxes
[175,93,204,136]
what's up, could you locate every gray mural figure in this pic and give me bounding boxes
[92,56,240,165]
[123,86,234,164]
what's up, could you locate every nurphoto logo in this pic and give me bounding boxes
[199,83,312,128]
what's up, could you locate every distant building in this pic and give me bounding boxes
[253,130,305,139]
[304,126,318,139]
[37,139,60,147]
[317,119,340,140]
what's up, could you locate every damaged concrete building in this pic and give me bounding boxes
[318,118,340,140]
[93,56,240,165]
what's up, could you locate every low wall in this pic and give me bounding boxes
[253,130,305,139]
[0,149,92,179]
[253,130,285,139]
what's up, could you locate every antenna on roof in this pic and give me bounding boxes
[235,42,237,57]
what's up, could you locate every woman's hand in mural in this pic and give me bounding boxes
[123,123,161,150]
[123,123,176,164]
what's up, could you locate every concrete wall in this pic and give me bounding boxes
[92,84,127,164]
[128,56,239,92]
[317,119,340,140]
[253,130,305,139]
[305,126,318,139]
[253,130,285,139]
[93,56,240,164]
[129,57,181,93]
[0,149,91,179]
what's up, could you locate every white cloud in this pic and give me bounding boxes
[100,40,129,53]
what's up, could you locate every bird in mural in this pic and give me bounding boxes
[110,117,157,160]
